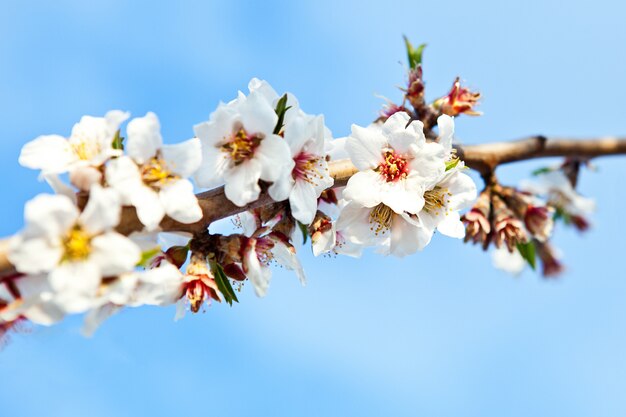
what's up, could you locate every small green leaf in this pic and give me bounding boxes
[403,36,427,69]
[211,262,239,306]
[137,246,162,268]
[112,129,124,150]
[553,206,572,224]
[531,167,552,176]
[516,242,536,270]
[273,93,291,135]
[445,158,461,171]
[297,221,309,245]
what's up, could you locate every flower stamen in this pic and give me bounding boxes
[423,186,451,215]
[377,150,409,182]
[369,203,394,235]
[62,225,92,262]
[221,128,263,165]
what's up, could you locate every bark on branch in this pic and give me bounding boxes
[1,135,625,276]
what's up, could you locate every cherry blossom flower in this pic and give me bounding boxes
[19,110,129,188]
[414,163,477,246]
[106,112,203,231]
[193,81,293,207]
[343,111,446,215]
[8,186,141,313]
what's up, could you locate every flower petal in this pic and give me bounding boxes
[346,124,385,170]
[90,232,141,276]
[126,112,163,164]
[79,184,121,235]
[223,159,263,207]
[255,134,294,182]
[159,179,203,225]
[19,135,75,174]
[289,180,319,225]
[162,138,202,178]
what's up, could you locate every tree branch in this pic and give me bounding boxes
[1,135,625,276]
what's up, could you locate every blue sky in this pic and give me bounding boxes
[1,1,625,416]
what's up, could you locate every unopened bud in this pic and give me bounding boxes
[433,77,481,117]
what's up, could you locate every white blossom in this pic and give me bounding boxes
[194,81,293,207]
[106,112,203,231]
[8,186,141,313]
[19,110,129,188]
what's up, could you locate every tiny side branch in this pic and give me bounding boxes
[0,135,625,276]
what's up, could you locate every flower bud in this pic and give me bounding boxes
[433,77,481,117]
[405,67,425,110]
[462,189,492,249]
[524,205,554,242]
[492,195,528,252]
[536,242,564,278]
[164,245,189,269]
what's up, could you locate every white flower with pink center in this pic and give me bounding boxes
[268,113,334,225]
[193,81,294,207]
[343,111,446,215]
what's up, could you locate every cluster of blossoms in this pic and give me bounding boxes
[0,38,600,341]
[462,160,595,277]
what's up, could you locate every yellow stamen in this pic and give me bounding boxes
[71,140,102,161]
[423,186,451,215]
[369,203,394,235]
[62,226,92,262]
[221,128,262,164]
[141,157,178,187]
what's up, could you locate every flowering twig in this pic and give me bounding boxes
[0,135,624,277]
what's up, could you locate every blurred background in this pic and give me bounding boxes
[1,1,625,416]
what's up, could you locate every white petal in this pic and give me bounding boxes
[289,180,318,225]
[81,304,121,337]
[43,174,77,202]
[409,142,446,187]
[379,177,425,215]
[343,170,384,208]
[19,135,74,174]
[312,224,336,257]
[255,134,294,182]
[272,241,306,286]
[436,114,455,153]
[90,232,141,276]
[22,194,78,239]
[8,236,63,274]
[248,78,280,103]
[240,90,279,136]
[194,141,228,189]
[79,184,121,234]
[346,124,385,170]
[223,160,263,207]
[105,156,144,202]
[244,242,271,297]
[160,179,203,224]
[126,112,162,164]
[131,185,165,230]
[492,247,526,275]
[69,166,103,191]
[436,211,466,238]
[48,261,101,294]
[268,175,294,202]
[444,171,478,211]
[162,138,202,178]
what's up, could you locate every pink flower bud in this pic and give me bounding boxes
[524,205,554,242]
[434,77,481,117]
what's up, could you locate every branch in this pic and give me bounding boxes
[1,135,625,276]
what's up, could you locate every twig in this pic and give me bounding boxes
[0,135,625,276]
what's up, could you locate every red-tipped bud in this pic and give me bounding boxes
[462,189,492,249]
[434,77,481,117]
[492,195,528,252]
[570,214,590,232]
[524,205,555,242]
[536,242,565,278]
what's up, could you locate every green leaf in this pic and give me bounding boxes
[111,129,124,150]
[211,262,239,306]
[516,242,536,270]
[297,221,309,245]
[137,246,162,268]
[531,167,552,176]
[403,36,426,69]
[273,93,291,134]
[445,157,460,171]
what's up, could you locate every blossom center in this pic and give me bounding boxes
[141,157,178,187]
[378,150,409,182]
[185,278,212,313]
[62,226,92,262]
[423,186,451,214]
[71,140,102,161]
[293,151,325,184]
[221,128,262,165]
[369,203,394,235]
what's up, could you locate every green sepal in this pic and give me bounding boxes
[112,129,124,150]
[516,241,536,270]
[531,167,552,176]
[297,221,309,245]
[273,93,292,135]
[445,158,461,171]
[403,36,426,69]
[210,261,239,306]
[137,246,162,268]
